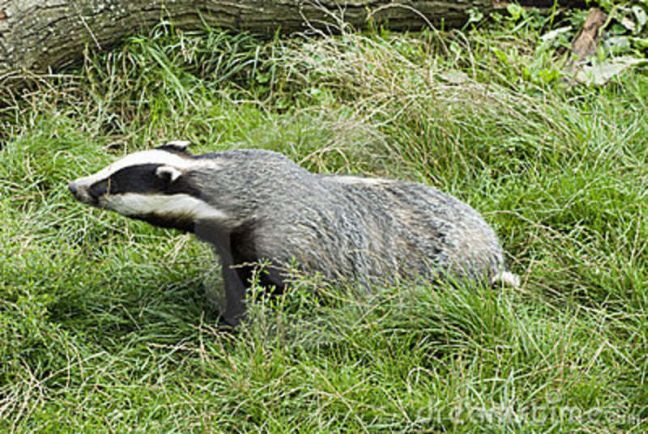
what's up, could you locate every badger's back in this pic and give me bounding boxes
[323,175,505,283]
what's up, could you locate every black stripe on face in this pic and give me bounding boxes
[88,164,201,199]
[104,164,167,195]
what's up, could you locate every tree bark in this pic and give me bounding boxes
[0,0,584,74]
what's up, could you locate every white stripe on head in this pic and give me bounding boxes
[73,150,215,188]
[103,193,229,221]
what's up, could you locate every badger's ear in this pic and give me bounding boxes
[156,166,183,183]
[158,140,191,152]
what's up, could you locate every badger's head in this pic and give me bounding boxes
[68,141,228,232]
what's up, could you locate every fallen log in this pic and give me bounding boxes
[0,0,585,74]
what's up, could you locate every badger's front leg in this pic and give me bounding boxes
[219,258,247,326]
[195,222,247,326]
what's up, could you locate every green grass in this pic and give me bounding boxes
[1,9,647,432]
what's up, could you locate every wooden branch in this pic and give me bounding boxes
[572,7,608,61]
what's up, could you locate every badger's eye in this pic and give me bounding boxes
[89,180,109,198]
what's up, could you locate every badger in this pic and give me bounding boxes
[68,141,518,325]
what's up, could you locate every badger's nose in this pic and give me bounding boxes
[68,182,78,196]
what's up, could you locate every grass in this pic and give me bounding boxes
[1,7,647,432]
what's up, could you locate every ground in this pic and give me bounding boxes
[0,6,646,433]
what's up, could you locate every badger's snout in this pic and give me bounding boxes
[68,179,100,206]
[68,180,86,201]
[67,181,78,196]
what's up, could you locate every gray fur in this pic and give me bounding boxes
[70,147,516,325]
[189,150,505,282]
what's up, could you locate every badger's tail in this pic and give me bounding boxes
[491,270,521,288]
